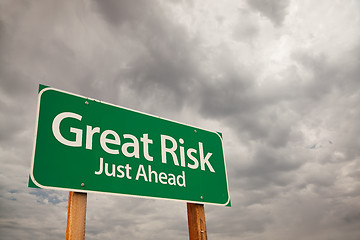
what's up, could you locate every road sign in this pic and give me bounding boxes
[29,85,230,206]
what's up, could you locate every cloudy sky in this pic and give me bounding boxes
[1,0,360,239]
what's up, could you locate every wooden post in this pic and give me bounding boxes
[187,203,208,240]
[66,191,87,240]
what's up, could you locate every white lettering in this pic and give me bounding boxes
[100,130,120,154]
[199,142,215,172]
[52,112,82,147]
[140,134,153,161]
[168,174,176,185]
[116,165,125,178]
[94,157,104,175]
[177,171,186,187]
[187,148,198,170]
[86,126,100,150]
[52,112,215,175]
[105,162,115,177]
[121,134,139,158]
[161,135,179,166]
[148,165,158,183]
[159,172,168,184]
[125,164,132,179]
[135,165,148,181]
[179,138,185,167]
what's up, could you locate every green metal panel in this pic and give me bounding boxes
[29,86,230,206]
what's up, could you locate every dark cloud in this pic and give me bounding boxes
[232,144,303,191]
[246,0,290,26]
[199,76,255,117]
[91,0,203,113]
[196,65,300,148]
[233,9,260,43]
[92,0,155,26]
[120,26,200,109]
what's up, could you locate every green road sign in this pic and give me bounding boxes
[29,85,230,206]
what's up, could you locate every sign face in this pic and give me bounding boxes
[30,85,230,206]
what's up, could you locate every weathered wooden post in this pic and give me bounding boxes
[66,192,87,240]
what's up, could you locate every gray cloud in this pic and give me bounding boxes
[246,0,290,26]
[233,9,260,43]
[92,0,155,26]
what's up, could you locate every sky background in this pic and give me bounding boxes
[1,0,360,239]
